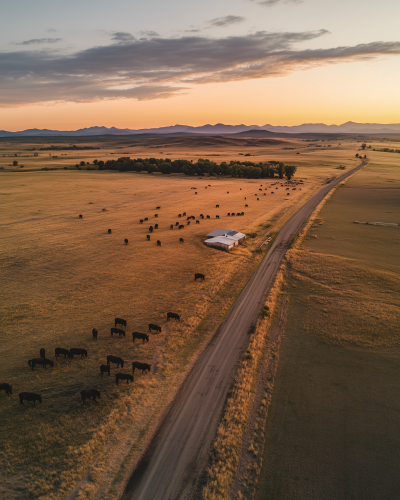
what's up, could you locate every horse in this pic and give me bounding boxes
[132,362,151,374]
[55,348,71,359]
[148,324,161,333]
[92,328,98,340]
[100,364,110,377]
[116,373,134,385]
[28,358,54,370]
[115,318,127,328]
[40,348,45,359]
[0,383,12,396]
[194,273,205,281]
[167,312,180,322]
[69,348,88,359]
[132,332,149,343]
[107,355,124,368]
[111,328,125,338]
[81,389,100,403]
[19,392,42,406]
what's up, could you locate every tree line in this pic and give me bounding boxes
[94,157,298,180]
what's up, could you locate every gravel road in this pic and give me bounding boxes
[121,161,367,500]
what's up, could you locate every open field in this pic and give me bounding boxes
[0,135,387,500]
[256,157,400,499]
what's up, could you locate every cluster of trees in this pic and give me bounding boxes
[97,157,298,179]
[372,148,400,154]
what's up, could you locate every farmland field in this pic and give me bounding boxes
[0,135,382,499]
[256,155,400,500]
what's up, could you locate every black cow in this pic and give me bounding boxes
[148,324,162,333]
[100,364,110,376]
[116,373,134,385]
[179,225,184,229]
[178,214,182,217]
[227,213,230,216]
[79,214,82,219]
[180,238,184,243]
[108,229,112,233]
[132,332,149,343]
[175,222,179,226]
[140,219,143,224]
[0,383,12,396]
[271,191,274,194]
[55,347,71,359]
[200,214,204,217]
[28,358,54,370]
[155,214,158,218]
[111,328,125,338]
[155,224,158,229]
[196,220,200,224]
[216,204,219,208]
[144,217,148,221]
[194,273,205,281]
[40,348,45,359]
[216,215,219,219]
[157,240,161,246]
[183,212,186,216]
[124,239,129,245]
[132,362,151,374]
[227,191,229,194]
[107,355,124,368]
[81,389,100,403]
[187,221,190,225]
[149,226,153,233]
[207,215,210,219]
[92,328,98,340]
[70,348,88,359]
[245,204,248,207]
[156,206,161,209]
[170,224,173,229]
[147,234,151,241]
[167,312,180,322]
[231,212,235,216]
[115,318,127,328]
[195,192,197,195]
[19,392,42,406]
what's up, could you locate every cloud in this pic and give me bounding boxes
[252,0,302,6]
[1,30,400,106]
[138,30,160,38]
[12,38,62,45]
[208,15,245,28]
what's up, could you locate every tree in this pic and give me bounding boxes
[98,160,104,170]
[93,159,98,165]
[355,154,359,157]
[276,162,285,179]
[80,160,86,166]
[284,165,297,180]
[13,160,18,166]
[361,143,367,150]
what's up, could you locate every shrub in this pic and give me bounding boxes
[13,160,18,166]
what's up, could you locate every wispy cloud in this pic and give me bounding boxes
[138,30,160,38]
[252,0,303,7]
[208,15,245,28]
[12,38,62,46]
[1,30,400,106]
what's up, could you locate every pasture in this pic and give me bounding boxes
[0,135,381,499]
[257,157,400,500]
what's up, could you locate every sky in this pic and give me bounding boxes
[1,0,400,130]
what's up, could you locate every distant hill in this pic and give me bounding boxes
[1,121,400,137]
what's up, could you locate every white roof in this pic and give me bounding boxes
[206,229,246,240]
[207,229,231,237]
[204,236,237,247]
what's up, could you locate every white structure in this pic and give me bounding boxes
[204,229,246,251]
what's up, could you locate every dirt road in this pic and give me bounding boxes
[121,161,367,500]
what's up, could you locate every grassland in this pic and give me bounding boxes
[256,155,400,500]
[0,135,387,500]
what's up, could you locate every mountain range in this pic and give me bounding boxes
[1,122,400,137]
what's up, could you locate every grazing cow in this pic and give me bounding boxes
[264,193,266,196]
[236,213,240,216]
[28,358,54,370]
[115,318,127,328]
[140,219,143,224]
[183,212,186,216]
[227,213,230,216]
[132,362,151,374]
[92,328,98,340]
[55,347,71,359]
[194,273,205,281]
[124,239,129,245]
[79,214,82,219]
[216,215,219,219]
[227,191,229,194]
[216,204,219,208]
[257,198,259,201]
[69,348,88,359]
[149,226,153,233]
[0,383,13,396]
[200,214,204,217]
[155,214,158,218]
[208,184,211,187]
[148,324,162,333]
[231,212,235,216]
[100,364,110,377]
[170,224,173,229]
[144,217,148,221]
[178,214,181,217]
[195,192,197,195]
[207,215,210,219]
[167,312,181,322]
[180,238,184,243]
[157,240,161,246]
[147,235,151,241]
[40,348,45,359]
[196,220,200,224]
[191,216,195,220]
[116,373,134,385]
[19,392,42,406]
[179,225,184,229]
[187,216,191,220]
[271,192,274,194]
[154,223,158,229]
[132,332,149,343]
[175,222,179,226]
[287,193,290,195]
[81,389,100,403]
[187,221,190,225]
[111,327,125,338]
[156,206,161,209]
[245,204,248,207]
[107,355,124,368]
[259,188,262,191]
[241,212,244,216]
[108,229,112,233]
